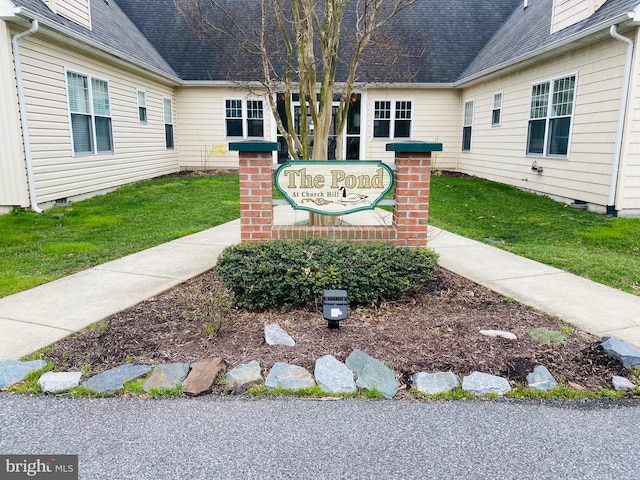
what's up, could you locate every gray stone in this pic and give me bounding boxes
[612,375,635,392]
[479,329,517,340]
[345,349,400,399]
[600,337,640,368]
[38,371,82,393]
[264,325,295,347]
[314,355,356,394]
[412,372,460,395]
[526,365,559,391]
[226,360,263,394]
[265,362,315,391]
[0,359,47,389]
[183,357,225,396]
[143,363,190,393]
[82,363,152,394]
[462,371,511,396]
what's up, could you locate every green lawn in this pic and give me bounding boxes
[0,174,239,297]
[1,171,638,298]
[428,174,640,296]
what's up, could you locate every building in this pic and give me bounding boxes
[2,0,640,216]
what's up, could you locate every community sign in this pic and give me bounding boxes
[274,160,394,215]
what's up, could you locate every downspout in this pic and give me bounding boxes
[11,20,42,213]
[607,25,634,217]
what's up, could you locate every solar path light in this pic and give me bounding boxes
[322,290,348,329]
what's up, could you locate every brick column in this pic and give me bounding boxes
[386,142,442,247]
[229,141,279,243]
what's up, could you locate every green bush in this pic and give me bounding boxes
[216,238,439,310]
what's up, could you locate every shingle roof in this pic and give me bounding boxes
[12,0,179,79]
[461,0,640,81]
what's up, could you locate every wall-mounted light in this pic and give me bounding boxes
[531,160,543,173]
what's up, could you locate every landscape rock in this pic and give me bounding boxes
[143,363,190,393]
[462,372,511,396]
[38,371,82,393]
[265,362,315,391]
[412,372,460,395]
[264,325,295,347]
[183,357,225,396]
[314,355,356,394]
[226,360,263,394]
[82,364,152,394]
[526,365,559,391]
[345,349,400,399]
[612,376,635,392]
[0,359,48,389]
[479,329,517,340]
[600,337,640,368]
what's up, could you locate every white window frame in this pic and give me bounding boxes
[462,99,474,151]
[224,98,265,139]
[526,73,577,158]
[137,89,147,124]
[492,92,503,127]
[65,68,114,156]
[372,99,413,139]
[163,97,174,150]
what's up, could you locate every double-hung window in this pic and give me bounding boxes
[137,90,147,124]
[67,71,113,155]
[373,100,412,138]
[462,100,473,151]
[163,97,174,149]
[225,99,264,138]
[492,93,502,126]
[527,75,576,156]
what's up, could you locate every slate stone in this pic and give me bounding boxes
[82,363,152,394]
[0,359,47,389]
[183,357,225,396]
[600,337,640,368]
[479,329,517,340]
[345,349,400,399]
[412,372,460,395]
[526,365,559,391]
[265,362,315,391]
[264,325,295,346]
[462,372,511,396]
[143,363,190,393]
[612,375,635,392]
[226,360,263,394]
[314,355,356,394]
[38,371,82,393]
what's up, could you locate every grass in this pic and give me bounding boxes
[526,327,568,346]
[0,173,239,298]
[428,175,640,296]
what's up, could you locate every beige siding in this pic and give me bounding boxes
[0,21,29,207]
[43,0,91,30]
[14,31,178,204]
[551,0,604,34]
[458,37,628,208]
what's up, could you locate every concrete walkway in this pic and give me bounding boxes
[1,207,639,360]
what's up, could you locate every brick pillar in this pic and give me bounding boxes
[229,141,279,243]
[386,142,442,247]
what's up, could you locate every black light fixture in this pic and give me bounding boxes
[322,290,348,329]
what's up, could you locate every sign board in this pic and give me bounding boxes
[274,160,394,215]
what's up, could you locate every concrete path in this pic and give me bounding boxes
[1,207,639,360]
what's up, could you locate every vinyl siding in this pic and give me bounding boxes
[457,37,627,208]
[551,0,604,34]
[0,21,28,207]
[44,0,92,30]
[13,30,179,204]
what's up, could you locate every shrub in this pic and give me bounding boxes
[216,238,439,310]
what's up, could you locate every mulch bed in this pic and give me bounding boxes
[42,268,627,392]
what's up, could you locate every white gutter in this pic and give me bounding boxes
[607,24,634,216]
[12,19,42,213]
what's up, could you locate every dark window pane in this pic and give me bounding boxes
[548,117,570,155]
[165,124,174,149]
[139,107,147,123]
[492,109,501,125]
[226,119,243,137]
[462,126,472,151]
[394,119,411,138]
[347,137,360,159]
[95,116,113,152]
[71,113,93,153]
[247,119,264,137]
[374,119,390,138]
[527,119,545,154]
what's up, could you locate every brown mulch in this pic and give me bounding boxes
[42,267,627,392]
